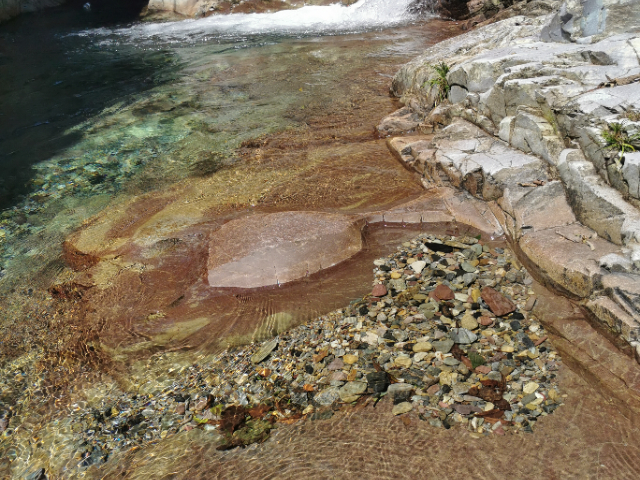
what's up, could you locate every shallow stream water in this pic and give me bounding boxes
[3,2,640,479]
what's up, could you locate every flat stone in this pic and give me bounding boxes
[461,261,477,273]
[207,212,363,288]
[427,384,440,395]
[460,314,479,330]
[395,355,412,368]
[372,284,388,297]
[433,284,455,300]
[392,402,413,415]
[453,404,475,415]
[339,381,368,403]
[433,339,455,353]
[523,382,539,395]
[314,387,340,406]
[413,341,433,352]
[388,383,414,403]
[481,287,516,317]
[343,354,358,365]
[478,316,493,326]
[410,260,427,274]
[327,358,344,371]
[328,371,347,382]
[390,279,407,292]
[251,338,279,364]
[450,328,477,344]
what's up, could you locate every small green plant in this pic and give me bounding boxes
[602,122,640,168]
[426,61,450,105]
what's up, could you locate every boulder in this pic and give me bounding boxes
[207,212,364,288]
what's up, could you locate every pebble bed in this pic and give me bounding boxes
[60,233,563,469]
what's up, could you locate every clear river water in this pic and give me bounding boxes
[3,1,640,479]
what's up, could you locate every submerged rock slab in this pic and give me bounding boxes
[207,212,364,288]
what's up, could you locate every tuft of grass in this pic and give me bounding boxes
[426,61,450,106]
[602,122,640,168]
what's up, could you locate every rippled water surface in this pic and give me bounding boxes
[5,2,640,479]
[0,2,471,477]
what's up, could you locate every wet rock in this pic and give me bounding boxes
[372,284,388,297]
[339,381,368,403]
[251,338,279,364]
[433,339,455,353]
[207,212,363,288]
[432,284,455,300]
[413,341,433,352]
[327,358,344,371]
[392,402,413,415]
[343,354,358,365]
[366,371,391,394]
[388,383,413,404]
[410,260,427,274]
[25,469,46,480]
[460,314,478,330]
[394,355,412,368]
[314,387,340,406]
[450,328,477,344]
[481,287,516,317]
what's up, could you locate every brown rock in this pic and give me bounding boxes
[481,287,516,317]
[313,349,328,363]
[427,384,441,395]
[372,284,388,297]
[432,284,455,300]
[475,365,491,374]
[207,212,363,288]
[327,358,345,371]
[175,403,186,415]
[194,395,212,412]
[478,316,493,326]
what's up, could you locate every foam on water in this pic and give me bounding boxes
[79,0,427,42]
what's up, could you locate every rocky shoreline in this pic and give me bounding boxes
[3,0,640,478]
[379,0,640,363]
[22,233,562,473]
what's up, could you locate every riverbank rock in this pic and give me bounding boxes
[387,0,640,359]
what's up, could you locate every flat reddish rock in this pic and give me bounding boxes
[427,384,440,395]
[481,286,516,317]
[475,365,491,374]
[372,284,388,297]
[478,316,494,326]
[432,284,454,300]
[207,212,363,288]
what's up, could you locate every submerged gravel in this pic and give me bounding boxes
[16,233,563,473]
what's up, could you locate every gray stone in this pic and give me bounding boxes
[387,382,414,403]
[339,381,368,403]
[392,329,410,342]
[314,387,340,406]
[432,339,455,353]
[450,328,478,344]
[390,279,407,292]
[251,338,278,364]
